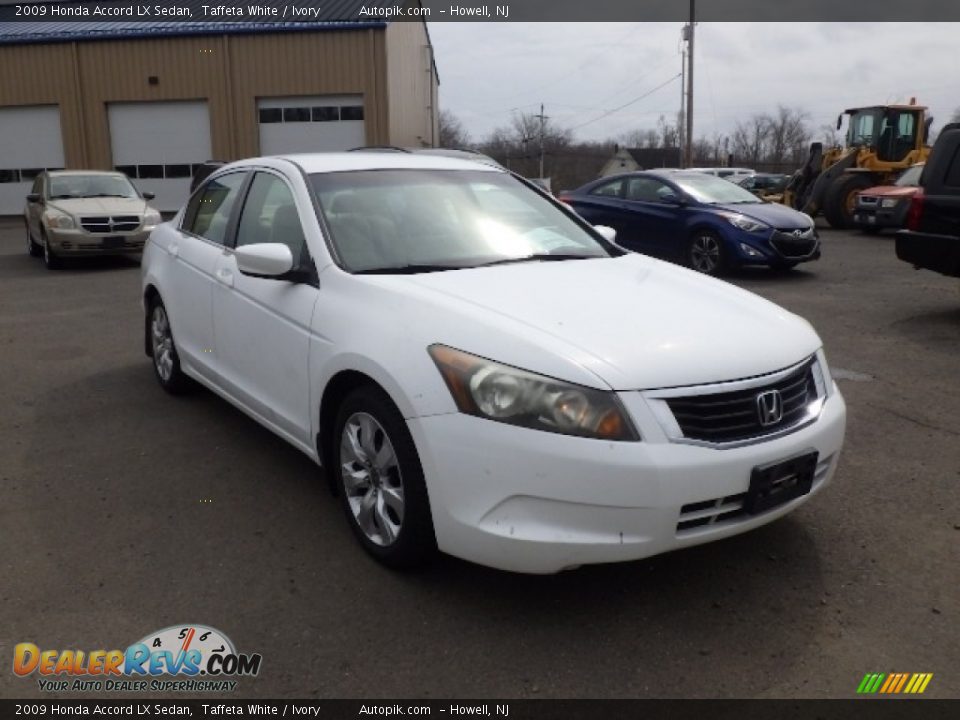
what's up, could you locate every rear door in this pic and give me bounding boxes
[211,170,319,447]
[568,178,632,239]
[168,171,248,379]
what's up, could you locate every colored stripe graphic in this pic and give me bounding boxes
[857,673,933,694]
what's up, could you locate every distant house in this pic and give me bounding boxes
[600,147,682,177]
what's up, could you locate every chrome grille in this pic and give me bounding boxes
[80,215,141,233]
[770,228,818,258]
[676,454,834,534]
[665,360,816,444]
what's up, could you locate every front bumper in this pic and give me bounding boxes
[47,226,152,255]
[409,386,846,573]
[854,201,907,229]
[733,228,820,267]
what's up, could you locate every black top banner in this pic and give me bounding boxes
[0,0,958,23]
[0,698,960,720]
[2,699,960,719]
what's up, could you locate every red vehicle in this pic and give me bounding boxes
[853,163,924,232]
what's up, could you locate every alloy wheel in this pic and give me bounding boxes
[340,412,405,547]
[691,234,721,274]
[151,305,175,382]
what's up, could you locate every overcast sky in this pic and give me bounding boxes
[428,22,960,145]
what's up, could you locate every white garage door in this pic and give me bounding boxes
[0,106,65,215]
[109,101,212,212]
[258,95,366,155]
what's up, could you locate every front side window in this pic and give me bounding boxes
[310,169,612,273]
[235,172,309,266]
[183,172,246,245]
[625,177,673,202]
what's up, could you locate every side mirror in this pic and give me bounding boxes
[26,193,41,204]
[235,243,294,279]
[593,225,617,243]
[660,192,685,205]
[142,191,156,200]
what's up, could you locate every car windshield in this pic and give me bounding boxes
[669,172,764,204]
[48,174,138,199]
[310,169,611,273]
[895,165,923,187]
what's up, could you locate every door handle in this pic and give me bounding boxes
[169,243,179,258]
[216,268,234,288]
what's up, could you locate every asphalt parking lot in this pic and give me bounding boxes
[1,218,957,700]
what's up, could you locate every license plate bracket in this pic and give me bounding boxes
[103,236,125,249]
[745,450,818,515]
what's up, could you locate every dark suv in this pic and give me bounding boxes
[895,123,960,278]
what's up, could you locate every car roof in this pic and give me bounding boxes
[225,152,506,175]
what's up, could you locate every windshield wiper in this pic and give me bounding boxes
[48,194,76,199]
[80,193,130,198]
[354,264,465,275]
[472,253,599,268]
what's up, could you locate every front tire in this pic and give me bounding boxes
[688,230,725,276]
[334,385,435,569]
[42,232,61,269]
[26,222,41,257]
[148,298,192,394]
[823,174,874,229]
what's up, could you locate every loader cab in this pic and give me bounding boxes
[843,105,925,163]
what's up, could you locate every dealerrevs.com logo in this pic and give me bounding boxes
[13,624,262,693]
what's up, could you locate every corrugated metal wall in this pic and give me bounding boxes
[0,26,431,169]
[384,21,437,148]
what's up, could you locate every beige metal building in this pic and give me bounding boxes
[0,2,439,211]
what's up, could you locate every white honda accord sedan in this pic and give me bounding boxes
[141,152,846,574]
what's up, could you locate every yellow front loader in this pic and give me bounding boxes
[783,100,931,228]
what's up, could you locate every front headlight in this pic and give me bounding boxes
[721,212,769,233]
[428,345,639,441]
[144,209,162,226]
[44,211,74,229]
[880,198,899,209]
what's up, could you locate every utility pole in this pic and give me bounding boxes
[535,103,548,179]
[684,0,695,168]
[679,30,686,165]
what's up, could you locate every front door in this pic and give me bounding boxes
[212,170,318,447]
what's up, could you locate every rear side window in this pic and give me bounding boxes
[183,172,246,245]
[590,179,624,198]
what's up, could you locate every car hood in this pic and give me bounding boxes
[859,185,919,198]
[393,254,821,391]
[713,201,812,230]
[47,197,148,216]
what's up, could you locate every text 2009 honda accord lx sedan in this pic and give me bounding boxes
[141,152,846,574]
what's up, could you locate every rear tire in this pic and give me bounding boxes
[148,297,192,394]
[823,174,874,229]
[334,385,436,569]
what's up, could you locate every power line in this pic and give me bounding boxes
[567,73,682,133]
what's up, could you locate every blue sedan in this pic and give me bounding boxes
[559,170,820,275]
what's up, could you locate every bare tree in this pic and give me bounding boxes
[731,114,769,165]
[438,109,470,149]
[819,123,841,148]
[767,105,811,166]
